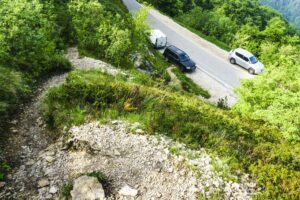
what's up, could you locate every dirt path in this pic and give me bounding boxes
[0,47,115,199]
[0,73,68,199]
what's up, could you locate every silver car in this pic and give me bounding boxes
[228,48,264,74]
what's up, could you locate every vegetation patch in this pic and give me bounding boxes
[171,68,210,98]
[43,70,300,199]
[140,0,300,142]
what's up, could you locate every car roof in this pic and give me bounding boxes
[235,48,254,57]
[167,45,186,55]
[151,29,166,38]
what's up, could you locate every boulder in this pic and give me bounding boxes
[71,176,105,200]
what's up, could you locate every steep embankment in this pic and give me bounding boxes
[1,48,254,199]
[0,48,115,198]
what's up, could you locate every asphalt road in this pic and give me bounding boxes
[123,0,253,89]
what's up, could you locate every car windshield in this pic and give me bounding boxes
[250,56,258,64]
[179,53,189,61]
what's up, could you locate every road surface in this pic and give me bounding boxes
[123,0,253,89]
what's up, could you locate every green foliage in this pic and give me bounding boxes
[0,162,11,181]
[171,68,210,98]
[0,148,10,181]
[0,0,71,130]
[234,18,300,141]
[177,7,238,44]
[145,0,300,142]
[43,70,300,199]
[81,171,107,184]
[68,0,150,67]
[260,0,300,29]
[0,66,30,128]
[0,0,70,77]
[61,182,73,198]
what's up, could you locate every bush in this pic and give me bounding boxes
[0,66,30,130]
[43,70,299,198]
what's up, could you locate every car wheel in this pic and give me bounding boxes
[248,68,255,75]
[230,58,236,64]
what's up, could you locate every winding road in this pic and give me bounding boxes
[123,0,253,89]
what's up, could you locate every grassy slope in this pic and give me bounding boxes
[44,70,300,199]
[171,68,210,98]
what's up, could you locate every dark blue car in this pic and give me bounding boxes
[163,45,196,72]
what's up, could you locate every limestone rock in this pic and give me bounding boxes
[118,185,138,197]
[38,179,50,188]
[71,176,105,200]
[0,182,6,189]
[49,186,58,194]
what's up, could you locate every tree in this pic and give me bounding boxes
[234,45,300,141]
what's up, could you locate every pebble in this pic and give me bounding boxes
[44,156,55,163]
[119,185,138,197]
[38,179,50,188]
[0,182,6,189]
[49,186,58,194]
[135,129,144,134]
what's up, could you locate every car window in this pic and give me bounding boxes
[243,56,249,62]
[250,56,258,64]
[235,52,243,59]
[179,53,189,61]
[167,50,174,57]
[170,51,178,59]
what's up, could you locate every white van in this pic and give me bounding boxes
[149,29,167,49]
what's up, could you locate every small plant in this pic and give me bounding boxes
[81,171,107,184]
[217,97,229,109]
[0,149,11,181]
[61,183,73,199]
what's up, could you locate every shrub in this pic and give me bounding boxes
[0,66,30,130]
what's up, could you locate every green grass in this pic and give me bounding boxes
[171,68,210,98]
[43,70,300,199]
[61,183,73,199]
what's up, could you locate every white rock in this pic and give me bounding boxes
[0,182,6,188]
[38,179,50,188]
[71,176,105,200]
[135,129,144,134]
[49,186,58,194]
[44,156,55,163]
[118,185,138,197]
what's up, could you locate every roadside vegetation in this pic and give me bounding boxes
[140,0,300,141]
[171,68,210,98]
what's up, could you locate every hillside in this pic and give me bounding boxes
[0,0,300,199]
[260,0,300,29]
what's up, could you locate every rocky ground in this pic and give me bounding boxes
[1,121,256,199]
[0,48,256,199]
